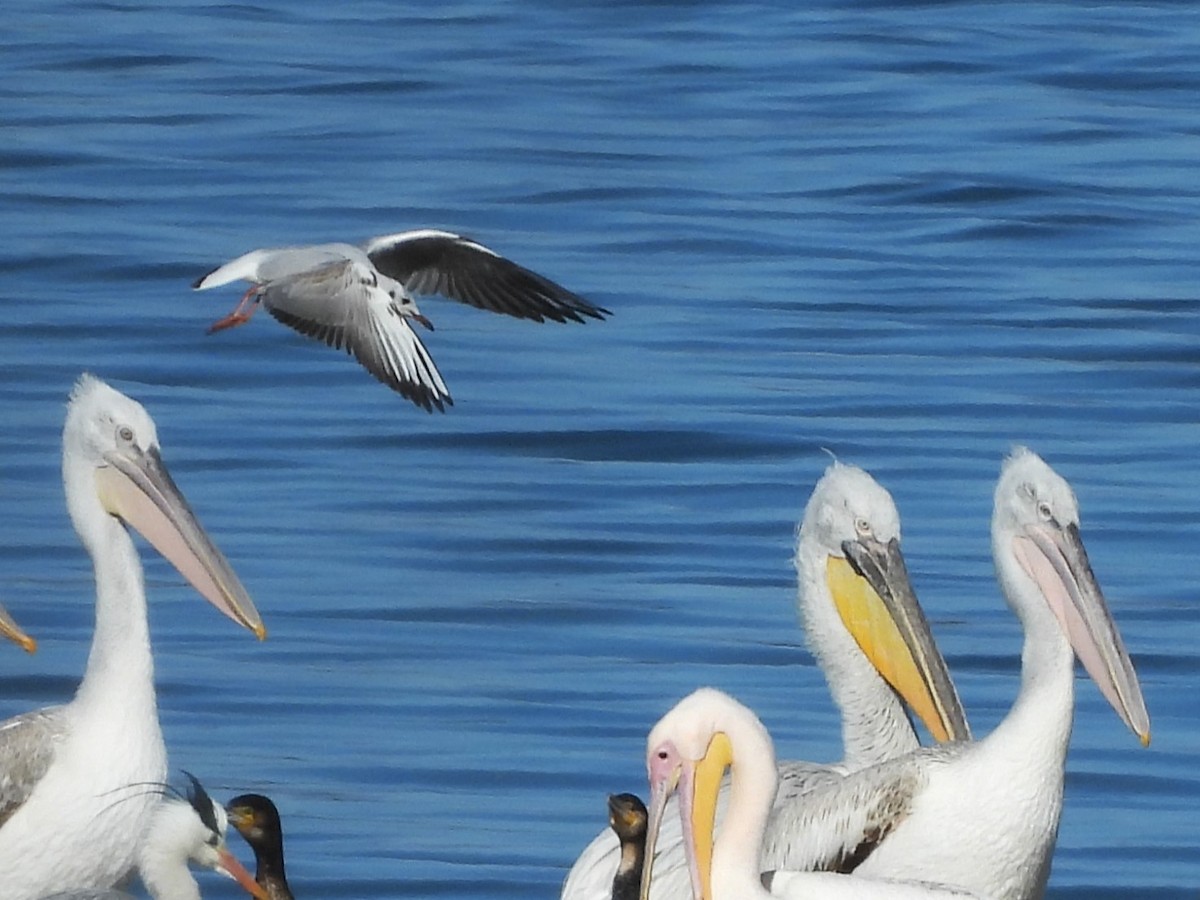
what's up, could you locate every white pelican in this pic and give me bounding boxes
[640,688,982,900]
[226,793,293,900]
[0,374,266,900]
[653,448,1150,900]
[193,230,609,411]
[0,602,35,654]
[39,774,269,900]
[563,462,970,900]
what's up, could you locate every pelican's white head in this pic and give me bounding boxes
[993,446,1080,540]
[798,461,902,555]
[64,374,159,538]
[642,689,775,900]
[992,446,1150,745]
[61,373,266,639]
[645,688,769,765]
[795,461,969,746]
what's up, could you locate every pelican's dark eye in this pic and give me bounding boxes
[117,426,134,444]
[657,750,668,760]
[1037,501,1053,521]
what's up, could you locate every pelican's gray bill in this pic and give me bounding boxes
[832,534,970,743]
[1016,521,1149,744]
[95,444,266,639]
[0,602,35,653]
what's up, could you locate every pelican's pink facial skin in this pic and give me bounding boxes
[647,739,683,797]
[641,739,689,900]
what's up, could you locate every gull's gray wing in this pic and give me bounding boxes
[193,243,360,290]
[260,259,452,412]
[364,230,609,324]
[0,705,67,828]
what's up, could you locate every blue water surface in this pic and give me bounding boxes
[1,2,1198,897]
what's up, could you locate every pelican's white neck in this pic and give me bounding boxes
[795,545,918,769]
[710,711,778,900]
[64,465,156,716]
[970,529,1074,870]
[987,533,1075,757]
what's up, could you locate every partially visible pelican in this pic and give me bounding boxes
[652,448,1149,900]
[0,602,35,654]
[607,793,649,900]
[562,462,969,900]
[226,793,293,900]
[194,230,609,411]
[0,375,266,900]
[39,774,269,900]
[640,688,982,900]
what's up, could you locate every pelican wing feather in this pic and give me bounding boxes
[762,751,933,876]
[0,707,67,828]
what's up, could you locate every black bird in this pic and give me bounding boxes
[226,793,293,900]
[607,793,648,900]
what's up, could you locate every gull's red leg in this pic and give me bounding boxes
[206,286,261,334]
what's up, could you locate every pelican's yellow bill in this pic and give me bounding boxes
[826,556,951,742]
[690,732,733,900]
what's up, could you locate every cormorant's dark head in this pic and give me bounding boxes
[226,792,291,899]
[226,793,283,852]
[607,793,648,843]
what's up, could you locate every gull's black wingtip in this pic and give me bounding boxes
[399,384,453,413]
[584,301,612,321]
